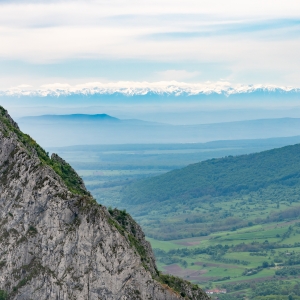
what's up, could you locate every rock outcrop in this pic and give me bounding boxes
[0,106,210,300]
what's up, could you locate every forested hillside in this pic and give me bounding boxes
[122,143,300,204]
[120,144,300,240]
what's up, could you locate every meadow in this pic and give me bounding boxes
[149,221,300,299]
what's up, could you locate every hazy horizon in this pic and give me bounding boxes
[2,0,299,120]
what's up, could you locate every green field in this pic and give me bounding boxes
[148,221,300,299]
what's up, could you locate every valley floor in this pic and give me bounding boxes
[148,221,300,300]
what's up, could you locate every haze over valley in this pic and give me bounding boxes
[1,84,300,300]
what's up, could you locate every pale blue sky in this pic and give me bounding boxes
[0,0,300,89]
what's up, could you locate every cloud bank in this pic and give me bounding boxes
[0,0,300,86]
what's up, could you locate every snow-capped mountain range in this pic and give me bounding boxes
[1,81,299,97]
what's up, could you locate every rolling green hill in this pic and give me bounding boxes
[116,143,300,299]
[122,143,300,204]
[120,144,300,240]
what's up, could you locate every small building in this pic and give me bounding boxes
[205,289,227,294]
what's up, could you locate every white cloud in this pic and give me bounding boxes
[157,70,200,81]
[40,83,72,89]
[0,0,300,85]
[0,1,299,62]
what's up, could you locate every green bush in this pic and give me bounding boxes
[0,290,8,300]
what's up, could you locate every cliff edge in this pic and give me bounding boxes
[0,106,210,300]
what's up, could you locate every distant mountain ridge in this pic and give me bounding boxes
[18,114,163,126]
[20,114,120,122]
[18,114,300,126]
[2,82,300,97]
[16,115,300,147]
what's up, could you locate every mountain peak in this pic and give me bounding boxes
[1,81,299,97]
[20,114,120,122]
[0,105,209,299]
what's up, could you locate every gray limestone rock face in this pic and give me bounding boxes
[0,107,210,300]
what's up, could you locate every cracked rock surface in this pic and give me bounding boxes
[0,107,210,300]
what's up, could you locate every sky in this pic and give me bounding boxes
[1,0,300,89]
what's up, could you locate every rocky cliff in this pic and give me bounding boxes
[0,106,210,300]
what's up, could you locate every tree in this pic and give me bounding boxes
[262,261,269,268]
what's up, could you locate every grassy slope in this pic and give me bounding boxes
[0,106,89,196]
